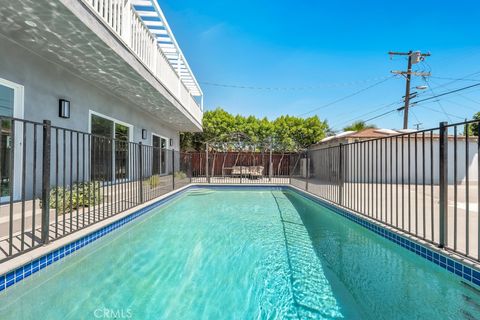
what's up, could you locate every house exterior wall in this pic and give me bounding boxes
[0,35,183,200]
[0,35,180,149]
[310,138,478,185]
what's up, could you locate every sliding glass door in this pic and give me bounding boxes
[114,123,129,180]
[0,78,23,201]
[152,135,167,175]
[90,113,130,181]
[0,84,13,198]
[91,114,113,181]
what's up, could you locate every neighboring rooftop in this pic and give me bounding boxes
[313,127,476,149]
[318,128,401,145]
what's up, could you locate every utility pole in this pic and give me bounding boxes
[413,123,423,130]
[389,51,431,129]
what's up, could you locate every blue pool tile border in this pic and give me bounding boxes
[289,186,480,288]
[1,184,479,292]
[0,187,191,292]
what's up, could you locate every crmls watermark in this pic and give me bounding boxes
[93,307,133,319]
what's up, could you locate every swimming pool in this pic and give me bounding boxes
[0,187,479,319]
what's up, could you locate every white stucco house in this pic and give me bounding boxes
[0,0,203,200]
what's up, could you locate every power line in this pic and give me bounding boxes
[411,110,421,126]
[428,78,480,105]
[411,82,480,105]
[339,82,480,128]
[425,70,480,90]
[330,73,469,130]
[331,72,480,131]
[423,78,452,122]
[416,104,465,120]
[430,76,480,82]
[455,93,480,105]
[394,70,480,106]
[331,67,480,131]
[330,99,403,130]
[297,76,396,116]
[200,76,393,91]
[439,98,479,112]
[363,109,399,123]
[388,50,431,129]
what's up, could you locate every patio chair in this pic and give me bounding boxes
[231,166,243,177]
[250,166,264,179]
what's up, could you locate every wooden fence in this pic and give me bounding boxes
[187,152,296,177]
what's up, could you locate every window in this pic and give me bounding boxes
[152,134,168,175]
[90,112,131,181]
[0,84,14,198]
[0,78,23,201]
[114,123,129,180]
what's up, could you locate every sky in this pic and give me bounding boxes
[159,0,480,131]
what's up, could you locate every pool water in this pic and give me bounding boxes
[1,187,480,319]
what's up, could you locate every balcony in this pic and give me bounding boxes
[0,0,203,131]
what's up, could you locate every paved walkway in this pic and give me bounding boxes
[0,176,188,261]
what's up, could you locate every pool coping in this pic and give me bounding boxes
[0,184,193,291]
[1,183,480,293]
[285,184,480,288]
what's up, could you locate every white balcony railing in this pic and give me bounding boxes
[85,0,203,123]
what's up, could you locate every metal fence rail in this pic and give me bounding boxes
[304,120,480,262]
[1,118,479,265]
[0,117,188,262]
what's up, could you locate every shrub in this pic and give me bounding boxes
[43,182,103,214]
[174,171,187,180]
[145,175,161,188]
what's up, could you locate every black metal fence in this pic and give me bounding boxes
[0,117,191,262]
[297,120,480,262]
[1,117,479,265]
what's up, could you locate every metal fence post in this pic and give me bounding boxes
[41,120,51,245]
[240,156,243,184]
[339,143,344,206]
[269,145,273,182]
[172,148,175,190]
[439,121,448,248]
[189,153,193,183]
[289,154,293,185]
[138,142,143,203]
[306,151,310,192]
[205,143,210,183]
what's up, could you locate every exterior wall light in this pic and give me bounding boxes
[142,129,147,140]
[169,138,173,147]
[59,99,71,118]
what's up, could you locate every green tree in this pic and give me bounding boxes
[179,132,204,151]
[470,112,480,136]
[180,108,329,151]
[272,115,328,150]
[202,108,236,141]
[343,120,376,132]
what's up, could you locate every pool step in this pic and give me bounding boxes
[459,282,480,319]
[462,309,476,320]
[187,189,215,196]
[462,293,480,315]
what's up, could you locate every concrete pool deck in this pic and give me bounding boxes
[0,184,192,275]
